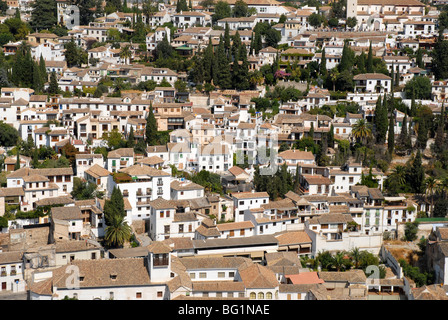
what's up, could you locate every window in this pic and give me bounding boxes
[189,273,196,279]
[153,254,169,266]
[136,292,142,299]
[250,292,256,299]
[266,292,272,299]
[218,272,225,278]
[157,291,163,298]
[199,272,206,279]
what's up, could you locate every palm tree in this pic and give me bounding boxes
[438,176,448,199]
[332,251,348,271]
[119,45,132,65]
[349,247,361,269]
[329,67,339,91]
[104,214,132,248]
[391,165,407,187]
[352,118,372,145]
[425,176,439,217]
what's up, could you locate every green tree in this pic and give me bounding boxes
[233,0,248,17]
[403,221,419,242]
[352,119,372,145]
[145,104,158,146]
[71,177,100,200]
[264,28,281,48]
[410,150,425,194]
[48,71,59,95]
[176,0,188,12]
[308,13,323,28]
[104,214,132,248]
[404,76,432,100]
[216,36,232,89]
[367,43,374,73]
[432,37,448,80]
[374,95,388,144]
[319,48,327,76]
[213,1,232,23]
[0,121,19,147]
[338,41,355,73]
[396,114,412,153]
[346,17,357,29]
[29,0,57,31]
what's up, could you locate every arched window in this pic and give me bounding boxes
[266,292,272,300]
[250,292,256,299]
[258,292,264,300]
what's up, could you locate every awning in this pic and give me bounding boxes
[300,244,312,248]
[288,245,300,250]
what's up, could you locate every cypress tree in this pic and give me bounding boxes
[32,62,42,93]
[39,55,47,84]
[338,40,355,73]
[309,122,314,139]
[434,104,445,156]
[203,38,214,83]
[14,151,20,170]
[48,71,59,95]
[216,36,232,89]
[234,43,250,90]
[320,48,327,76]
[411,150,425,194]
[416,48,424,69]
[224,23,231,57]
[231,31,241,62]
[367,42,373,73]
[374,94,388,144]
[357,51,366,73]
[416,116,429,150]
[410,87,417,117]
[328,123,334,148]
[254,30,262,54]
[145,104,158,146]
[397,114,411,152]
[127,126,135,148]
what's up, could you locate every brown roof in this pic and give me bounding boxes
[278,150,315,160]
[239,263,279,289]
[51,206,83,221]
[147,241,173,254]
[232,191,269,199]
[52,258,151,289]
[85,164,111,178]
[275,231,312,246]
[192,281,246,292]
[179,256,252,270]
[216,221,254,232]
[148,197,177,210]
[119,164,170,177]
[0,251,23,264]
[55,240,99,253]
[353,73,392,80]
[308,213,354,225]
[318,269,367,283]
[170,180,204,191]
